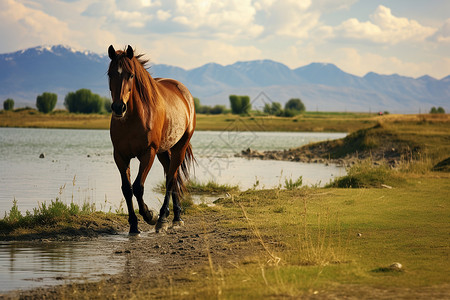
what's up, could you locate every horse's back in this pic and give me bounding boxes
[154,78,196,152]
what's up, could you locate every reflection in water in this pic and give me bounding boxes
[0,235,140,292]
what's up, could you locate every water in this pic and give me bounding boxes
[0,126,346,292]
[0,127,346,214]
[0,234,158,292]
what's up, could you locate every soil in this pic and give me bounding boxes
[0,209,257,299]
[1,208,448,299]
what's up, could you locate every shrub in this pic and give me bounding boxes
[229,95,251,115]
[36,92,57,113]
[64,89,103,114]
[430,106,445,114]
[264,102,283,116]
[284,98,305,116]
[194,97,201,112]
[3,98,14,111]
[326,160,403,188]
[210,105,226,115]
[103,97,112,113]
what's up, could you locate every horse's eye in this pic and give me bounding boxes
[130,74,134,79]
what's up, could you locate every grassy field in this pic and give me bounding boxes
[1,109,449,298]
[0,109,381,132]
[2,171,449,298]
[194,176,450,298]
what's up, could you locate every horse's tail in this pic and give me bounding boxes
[176,143,196,196]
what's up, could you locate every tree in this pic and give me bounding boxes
[437,107,446,114]
[194,97,201,112]
[103,97,112,113]
[64,89,103,114]
[229,95,251,115]
[36,92,57,113]
[285,98,305,113]
[229,95,241,114]
[263,102,283,116]
[210,105,226,115]
[430,107,437,114]
[3,98,14,111]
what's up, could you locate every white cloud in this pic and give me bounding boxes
[254,0,317,38]
[0,0,73,51]
[146,37,263,68]
[334,5,437,44]
[430,18,450,43]
[311,0,357,12]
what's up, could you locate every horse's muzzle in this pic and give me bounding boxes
[111,101,127,118]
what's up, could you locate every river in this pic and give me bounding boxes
[0,127,346,215]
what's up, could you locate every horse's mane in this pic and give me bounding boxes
[109,49,158,112]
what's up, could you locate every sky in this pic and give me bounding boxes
[1,0,449,79]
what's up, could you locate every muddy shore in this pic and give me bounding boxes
[1,209,260,299]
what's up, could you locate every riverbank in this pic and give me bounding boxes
[238,114,450,169]
[0,109,380,132]
[1,172,449,299]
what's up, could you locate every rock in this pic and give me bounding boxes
[356,233,362,237]
[39,153,45,158]
[389,262,402,270]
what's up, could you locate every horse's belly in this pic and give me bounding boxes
[158,122,185,152]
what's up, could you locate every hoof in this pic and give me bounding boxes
[129,227,140,235]
[155,220,169,233]
[142,209,158,225]
[172,220,185,228]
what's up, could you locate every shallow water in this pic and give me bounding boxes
[0,126,346,292]
[0,127,346,214]
[0,234,159,292]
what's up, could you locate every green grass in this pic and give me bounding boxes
[194,174,450,297]
[0,199,95,230]
[154,179,240,194]
[326,160,405,188]
[1,109,382,132]
[0,198,128,240]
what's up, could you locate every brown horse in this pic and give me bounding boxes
[107,45,196,233]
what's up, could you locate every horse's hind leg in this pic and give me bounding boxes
[133,148,158,226]
[155,151,171,232]
[169,133,193,226]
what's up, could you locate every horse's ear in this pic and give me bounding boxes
[126,45,134,59]
[108,45,116,60]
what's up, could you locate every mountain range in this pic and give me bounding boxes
[1,45,448,113]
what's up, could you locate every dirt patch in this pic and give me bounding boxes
[1,208,258,299]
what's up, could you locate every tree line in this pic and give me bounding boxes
[195,95,306,116]
[3,93,446,116]
[2,89,111,114]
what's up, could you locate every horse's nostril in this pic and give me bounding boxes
[122,103,127,113]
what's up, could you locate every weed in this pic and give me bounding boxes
[0,198,96,231]
[284,176,303,190]
[327,159,404,188]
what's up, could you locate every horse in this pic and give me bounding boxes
[107,45,196,234]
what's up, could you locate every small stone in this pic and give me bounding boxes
[356,233,362,237]
[154,244,161,249]
[389,262,402,270]
[39,153,45,158]
[124,250,131,253]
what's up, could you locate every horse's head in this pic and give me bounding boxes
[107,45,136,119]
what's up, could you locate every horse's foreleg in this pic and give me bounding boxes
[133,148,158,226]
[114,154,139,234]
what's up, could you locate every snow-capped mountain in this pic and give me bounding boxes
[0,45,448,113]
